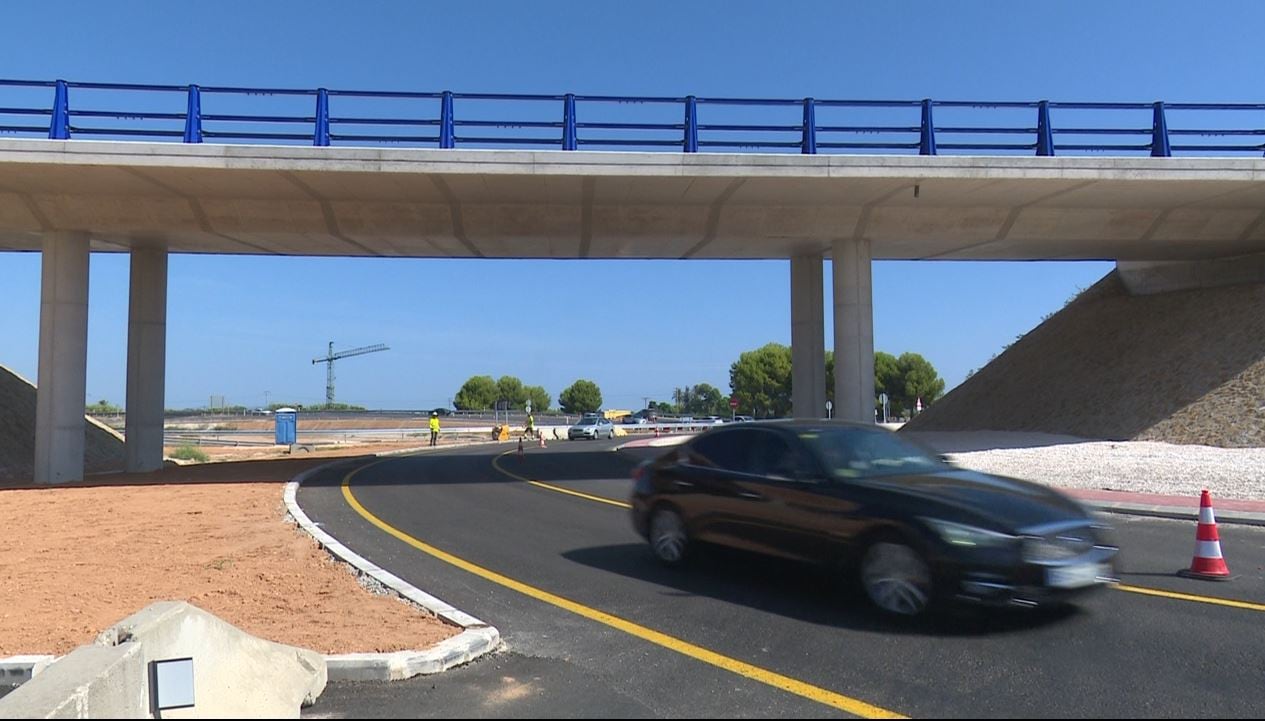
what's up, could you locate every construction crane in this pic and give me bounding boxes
[312,342,388,405]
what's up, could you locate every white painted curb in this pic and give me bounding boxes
[285,458,502,682]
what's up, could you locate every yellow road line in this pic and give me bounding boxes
[1115,583,1265,612]
[492,451,633,509]
[340,465,905,719]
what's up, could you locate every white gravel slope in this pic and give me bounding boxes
[905,432,1265,501]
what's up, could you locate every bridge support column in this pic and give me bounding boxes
[832,238,875,424]
[34,231,90,484]
[790,255,826,419]
[125,245,168,473]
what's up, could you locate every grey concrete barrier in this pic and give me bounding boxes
[0,601,326,719]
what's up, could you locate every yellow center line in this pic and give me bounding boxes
[491,450,633,509]
[340,462,905,719]
[1115,583,1265,612]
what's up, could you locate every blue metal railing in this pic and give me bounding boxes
[3,78,1265,157]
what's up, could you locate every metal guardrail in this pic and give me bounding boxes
[2,79,1264,156]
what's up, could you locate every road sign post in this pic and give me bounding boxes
[729,396,739,421]
[825,400,833,419]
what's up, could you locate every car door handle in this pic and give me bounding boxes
[737,491,764,500]
[673,480,696,489]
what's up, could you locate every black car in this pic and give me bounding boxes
[629,420,1118,616]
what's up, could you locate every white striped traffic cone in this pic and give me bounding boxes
[1179,490,1231,581]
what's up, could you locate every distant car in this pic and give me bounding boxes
[629,420,1118,617]
[569,416,615,440]
[732,415,754,423]
[624,409,658,425]
[432,407,452,416]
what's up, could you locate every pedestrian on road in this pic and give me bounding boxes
[429,411,441,447]
[524,411,536,440]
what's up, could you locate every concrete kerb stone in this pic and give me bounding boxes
[284,452,503,682]
[0,655,55,688]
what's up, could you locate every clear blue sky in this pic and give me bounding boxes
[1,1,1259,410]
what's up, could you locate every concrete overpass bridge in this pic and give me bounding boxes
[4,80,1265,482]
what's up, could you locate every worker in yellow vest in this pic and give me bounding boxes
[429,411,441,447]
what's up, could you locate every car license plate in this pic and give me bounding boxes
[1047,562,1108,589]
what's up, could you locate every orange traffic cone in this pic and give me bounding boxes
[538,432,547,449]
[1179,490,1231,581]
[517,437,524,457]
[654,425,660,438]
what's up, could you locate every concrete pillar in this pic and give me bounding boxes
[34,231,90,484]
[790,255,826,419]
[125,245,168,472]
[832,238,875,423]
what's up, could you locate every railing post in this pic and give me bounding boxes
[801,97,817,154]
[440,91,455,149]
[313,88,330,147]
[919,99,936,155]
[49,79,70,140]
[684,95,698,153]
[183,85,202,143]
[1036,100,1054,156]
[562,93,577,150]
[1151,101,1171,157]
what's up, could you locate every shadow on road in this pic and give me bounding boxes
[563,541,1088,638]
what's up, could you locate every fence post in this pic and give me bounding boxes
[440,91,455,149]
[313,88,330,147]
[563,93,577,150]
[684,95,698,153]
[1151,101,1171,157]
[49,80,70,140]
[183,85,202,143]
[801,97,817,154]
[1036,100,1053,156]
[919,98,936,155]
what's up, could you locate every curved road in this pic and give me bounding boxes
[298,441,1265,718]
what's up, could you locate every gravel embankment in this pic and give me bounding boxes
[905,430,1265,500]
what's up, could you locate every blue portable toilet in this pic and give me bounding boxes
[274,408,297,445]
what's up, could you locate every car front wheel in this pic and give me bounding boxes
[649,507,689,566]
[861,540,933,616]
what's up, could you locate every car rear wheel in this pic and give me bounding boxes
[649,507,689,566]
[861,540,933,616]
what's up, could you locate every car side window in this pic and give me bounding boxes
[745,431,817,481]
[687,430,749,471]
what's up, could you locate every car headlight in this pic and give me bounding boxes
[922,518,1016,549]
[1022,536,1085,563]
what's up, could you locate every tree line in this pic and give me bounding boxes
[449,344,943,419]
[728,343,944,418]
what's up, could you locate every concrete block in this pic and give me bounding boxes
[0,602,326,719]
[0,645,144,719]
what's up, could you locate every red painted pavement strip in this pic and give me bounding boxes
[1061,487,1265,513]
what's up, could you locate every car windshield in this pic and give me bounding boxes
[577,418,598,426]
[798,428,944,479]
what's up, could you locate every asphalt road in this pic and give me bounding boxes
[298,440,1265,719]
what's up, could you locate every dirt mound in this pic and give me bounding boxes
[0,364,125,480]
[904,271,1265,447]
